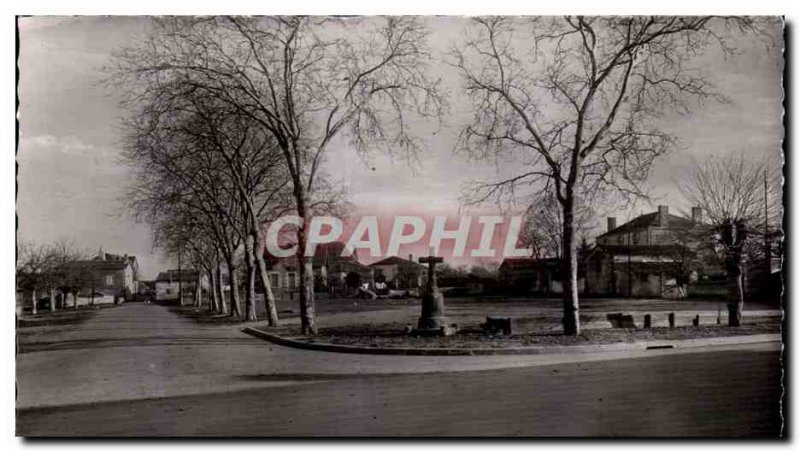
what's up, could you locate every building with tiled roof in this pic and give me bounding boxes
[586,206,710,297]
[154,269,208,303]
[368,254,426,290]
[65,248,139,302]
[264,242,374,299]
[596,206,700,247]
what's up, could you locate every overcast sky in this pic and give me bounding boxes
[17,16,783,279]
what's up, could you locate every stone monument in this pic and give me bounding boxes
[409,248,457,337]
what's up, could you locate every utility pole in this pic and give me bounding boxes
[627,231,632,298]
[178,245,183,306]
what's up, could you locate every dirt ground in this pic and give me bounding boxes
[170,294,782,349]
[16,303,119,328]
[271,319,781,349]
[176,294,781,324]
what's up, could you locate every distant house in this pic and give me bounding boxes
[265,242,373,300]
[438,274,498,296]
[64,248,139,304]
[138,280,155,296]
[499,257,586,295]
[155,269,207,303]
[369,255,425,290]
[586,206,709,297]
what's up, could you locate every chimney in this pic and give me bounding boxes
[657,205,669,227]
[98,246,105,260]
[691,206,703,225]
[607,217,617,232]
[409,254,413,263]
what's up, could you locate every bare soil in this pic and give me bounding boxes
[271,320,781,349]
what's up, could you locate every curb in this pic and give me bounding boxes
[241,327,781,357]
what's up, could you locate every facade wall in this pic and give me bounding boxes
[586,254,614,295]
[372,264,398,283]
[156,281,185,301]
[76,293,116,305]
[88,268,131,300]
[372,264,422,289]
[587,254,680,298]
[500,262,586,296]
[155,278,204,302]
[266,262,328,300]
[592,262,666,297]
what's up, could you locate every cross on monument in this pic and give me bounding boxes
[419,251,443,292]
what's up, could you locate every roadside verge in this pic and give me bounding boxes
[242,327,781,356]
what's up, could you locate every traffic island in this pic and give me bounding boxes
[243,320,781,356]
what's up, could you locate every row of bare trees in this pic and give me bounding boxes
[110,17,444,331]
[121,85,294,322]
[16,240,99,315]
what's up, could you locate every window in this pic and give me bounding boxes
[106,275,114,286]
[270,273,280,289]
[287,272,296,288]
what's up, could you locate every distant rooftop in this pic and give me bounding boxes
[155,269,200,282]
[598,211,697,238]
[369,256,425,268]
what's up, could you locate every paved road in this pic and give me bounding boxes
[17,303,783,437]
[18,346,782,437]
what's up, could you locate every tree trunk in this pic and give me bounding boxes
[253,230,280,326]
[73,292,79,309]
[722,220,746,327]
[295,192,317,335]
[31,288,37,316]
[244,235,258,322]
[49,287,56,312]
[216,262,228,315]
[561,198,580,336]
[209,269,218,313]
[227,256,242,318]
[194,274,202,307]
[729,266,744,327]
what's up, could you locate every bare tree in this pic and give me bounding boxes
[163,93,292,322]
[454,16,766,335]
[520,190,596,259]
[682,153,781,326]
[17,239,91,314]
[109,16,446,335]
[17,241,51,315]
[47,239,91,310]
